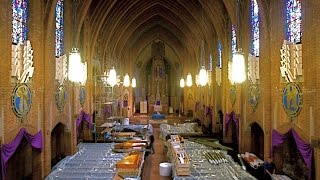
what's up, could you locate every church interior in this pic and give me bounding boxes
[0,0,319,179]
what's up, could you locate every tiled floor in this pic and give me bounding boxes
[141,127,172,180]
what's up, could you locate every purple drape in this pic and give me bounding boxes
[104,106,111,114]
[272,128,313,179]
[205,106,213,117]
[76,110,92,135]
[225,111,239,139]
[1,128,43,179]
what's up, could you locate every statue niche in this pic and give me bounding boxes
[146,41,168,113]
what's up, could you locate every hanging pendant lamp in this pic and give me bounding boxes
[180,77,185,88]
[68,48,81,82]
[131,77,136,88]
[108,67,117,87]
[199,66,207,86]
[232,50,246,83]
[123,73,130,87]
[186,73,193,87]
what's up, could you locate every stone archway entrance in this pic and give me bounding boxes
[5,138,41,180]
[230,119,238,153]
[250,122,264,159]
[51,123,68,168]
[273,135,309,179]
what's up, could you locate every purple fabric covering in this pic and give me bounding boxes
[104,106,111,114]
[123,100,128,107]
[76,110,92,136]
[205,106,213,117]
[225,111,239,139]
[1,128,43,179]
[272,129,313,179]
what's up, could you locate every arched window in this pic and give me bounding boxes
[12,0,28,44]
[231,25,237,54]
[209,53,213,71]
[251,0,259,56]
[55,0,64,57]
[217,41,222,69]
[286,0,302,43]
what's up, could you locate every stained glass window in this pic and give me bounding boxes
[286,0,302,43]
[12,0,28,44]
[209,53,212,71]
[218,41,222,69]
[251,0,259,56]
[232,25,237,54]
[55,0,64,57]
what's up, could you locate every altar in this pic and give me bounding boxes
[148,104,168,114]
[154,105,162,112]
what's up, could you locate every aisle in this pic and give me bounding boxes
[141,127,172,180]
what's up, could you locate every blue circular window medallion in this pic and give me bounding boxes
[55,85,67,111]
[230,85,236,107]
[249,84,260,111]
[282,83,302,117]
[11,83,32,118]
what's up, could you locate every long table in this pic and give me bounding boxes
[170,140,256,180]
[46,143,144,180]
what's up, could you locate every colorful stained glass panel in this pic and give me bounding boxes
[12,0,28,44]
[209,53,212,71]
[55,0,64,57]
[218,41,222,68]
[232,25,237,54]
[286,0,302,43]
[251,0,259,56]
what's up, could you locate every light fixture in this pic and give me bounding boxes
[207,71,212,86]
[186,73,193,87]
[68,48,81,82]
[180,77,185,88]
[131,77,136,88]
[195,74,199,87]
[232,50,246,83]
[199,66,207,86]
[108,67,117,87]
[123,73,130,87]
[80,62,87,85]
[230,0,246,84]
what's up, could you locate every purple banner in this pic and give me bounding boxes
[205,106,213,117]
[76,110,92,136]
[1,128,43,179]
[272,128,313,179]
[225,111,239,140]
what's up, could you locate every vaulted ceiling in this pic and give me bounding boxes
[76,0,238,69]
